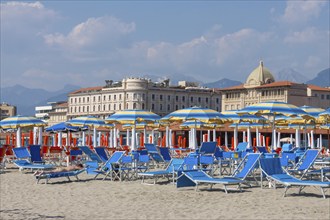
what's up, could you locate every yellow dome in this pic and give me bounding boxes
[245,61,275,87]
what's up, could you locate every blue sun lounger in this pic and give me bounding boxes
[177,153,261,192]
[13,147,55,172]
[35,169,86,184]
[137,158,184,185]
[288,149,319,178]
[78,146,103,163]
[177,170,244,193]
[259,157,330,199]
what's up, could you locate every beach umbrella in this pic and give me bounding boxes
[161,106,230,149]
[223,111,268,149]
[238,101,312,150]
[0,115,47,147]
[67,116,113,148]
[45,122,87,133]
[300,105,325,118]
[106,110,161,150]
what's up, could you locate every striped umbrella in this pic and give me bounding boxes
[238,101,312,150]
[222,111,268,149]
[300,105,325,118]
[161,106,229,123]
[106,110,161,150]
[319,108,330,148]
[161,107,230,149]
[67,116,113,147]
[0,115,47,147]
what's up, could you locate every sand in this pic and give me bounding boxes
[1,165,329,220]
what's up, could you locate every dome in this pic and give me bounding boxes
[244,61,275,88]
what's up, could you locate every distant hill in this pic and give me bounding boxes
[1,84,80,116]
[306,68,330,87]
[203,78,242,89]
[275,68,310,83]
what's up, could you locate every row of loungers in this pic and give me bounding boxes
[5,145,330,198]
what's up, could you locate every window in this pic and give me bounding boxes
[126,103,129,109]
[133,103,136,109]
[152,104,155,110]
[327,95,330,100]
[109,95,111,100]
[167,104,170,111]
[205,98,208,103]
[160,95,163,100]
[113,104,116,110]
[176,96,178,101]
[103,105,106,111]
[109,104,111,110]
[160,104,163,110]
[93,106,95,111]
[75,98,77,103]
[152,94,155,100]
[142,103,145,109]
[119,94,122,99]
[87,106,89,112]
[198,97,201,102]
[98,105,100,111]
[126,94,129,99]
[321,94,325,99]
[83,97,85,103]
[182,105,185,109]
[93,97,96,102]
[119,104,121,110]
[103,96,106,101]
[134,93,137,99]
[190,97,193,102]
[98,96,101,101]
[79,98,81,103]
[168,95,171,101]
[87,97,89,102]
[182,96,185,102]
[175,105,178,110]
[216,98,219,104]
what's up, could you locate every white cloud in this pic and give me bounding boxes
[284,27,326,43]
[280,0,326,24]
[44,16,136,50]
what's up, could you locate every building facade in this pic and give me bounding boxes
[220,61,330,111]
[0,102,17,120]
[47,102,68,126]
[67,78,222,119]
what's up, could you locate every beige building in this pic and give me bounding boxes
[0,102,17,120]
[48,102,68,126]
[220,61,330,111]
[67,78,222,119]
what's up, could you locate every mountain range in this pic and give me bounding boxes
[1,68,329,116]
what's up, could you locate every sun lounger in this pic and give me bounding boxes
[35,169,86,184]
[259,157,330,199]
[137,158,184,185]
[13,147,55,172]
[177,170,243,193]
[288,149,319,178]
[78,146,103,163]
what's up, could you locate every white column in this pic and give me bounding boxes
[290,134,293,145]
[311,130,315,149]
[82,131,86,146]
[38,127,43,145]
[256,128,259,146]
[243,131,246,143]
[109,129,113,148]
[93,127,97,148]
[213,129,216,142]
[126,129,130,146]
[33,127,38,145]
[165,126,169,147]
[319,134,322,149]
[295,129,300,148]
[307,133,311,148]
[97,131,101,147]
[151,129,155,144]
[58,132,62,147]
[247,127,251,148]
[234,126,238,149]
[131,126,136,151]
[225,131,228,147]
[277,132,281,149]
[207,130,211,142]
[16,127,22,147]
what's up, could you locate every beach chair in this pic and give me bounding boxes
[92,151,125,180]
[35,168,86,184]
[94,147,110,163]
[259,157,330,199]
[176,170,243,193]
[29,145,45,164]
[199,142,217,155]
[137,158,184,185]
[158,147,172,162]
[145,144,167,167]
[12,147,55,172]
[78,146,103,163]
[288,149,319,178]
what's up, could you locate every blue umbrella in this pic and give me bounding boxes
[45,122,87,133]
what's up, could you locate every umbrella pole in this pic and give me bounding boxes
[16,127,22,148]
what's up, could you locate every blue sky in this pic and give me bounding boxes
[1,0,329,91]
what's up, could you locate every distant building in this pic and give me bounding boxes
[48,102,68,126]
[67,78,222,119]
[0,102,17,120]
[219,61,330,111]
[35,101,67,123]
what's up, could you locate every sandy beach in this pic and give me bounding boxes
[1,164,329,220]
